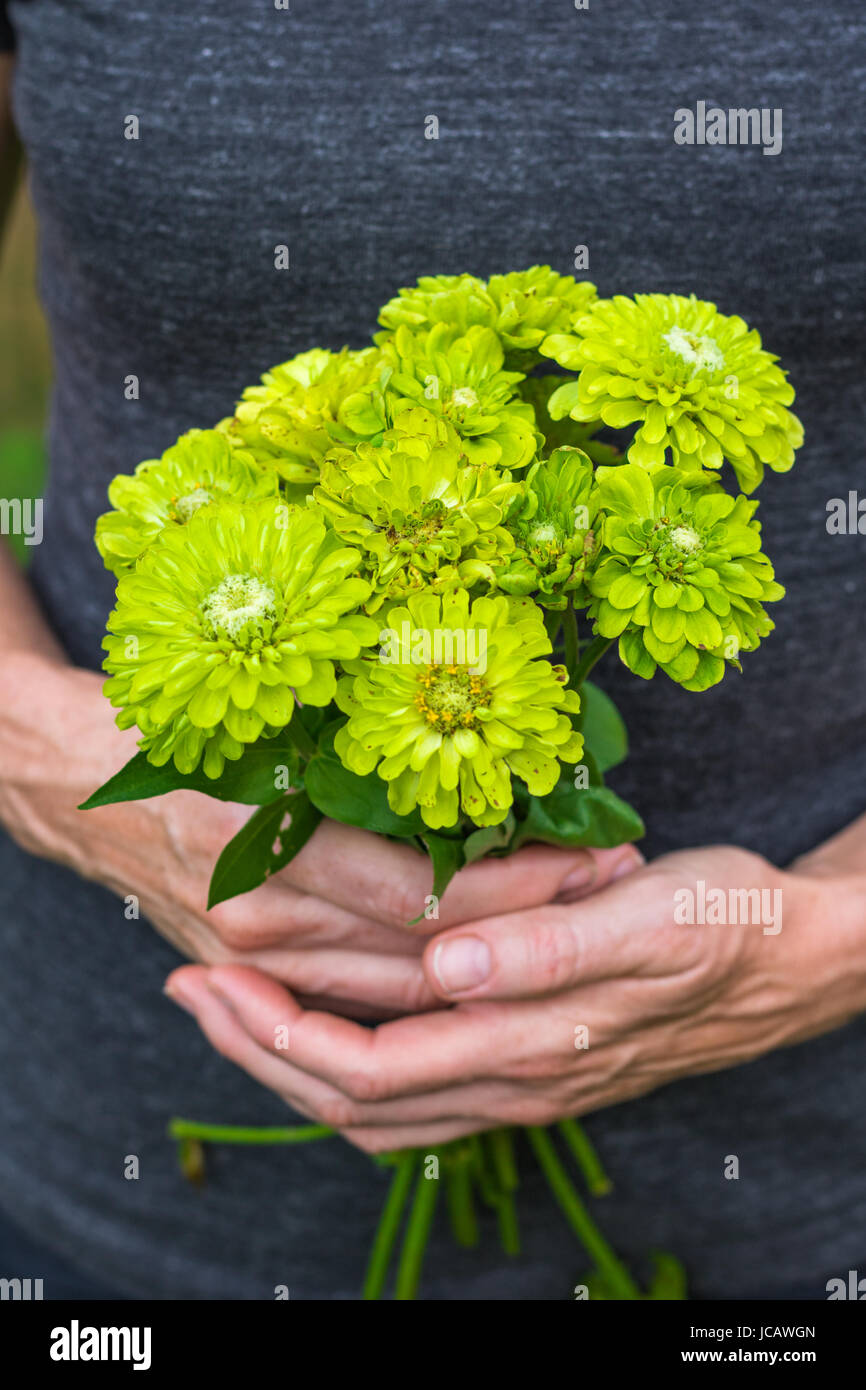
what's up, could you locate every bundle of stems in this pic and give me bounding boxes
[168,1116,640,1300]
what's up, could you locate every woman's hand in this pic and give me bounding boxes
[164,842,866,1148]
[0,650,640,1018]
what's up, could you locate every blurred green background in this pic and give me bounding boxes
[0,181,50,561]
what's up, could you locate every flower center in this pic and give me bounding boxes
[529,521,560,548]
[415,664,491,732]
[173,487,213,522]
[662,326,724,375]
[668,524,702,554]
[201,573,276,642]
[448,387,480,411]
[386,503,446,548]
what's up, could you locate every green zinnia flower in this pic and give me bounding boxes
[376,273,493,337]
[103,498,377,777]
[334,588,584,828]
[381,322,537,470]
[587,463,784,691]
[95,429,278,576]
[376,266,597,368]
[495,446,600,609]
[314,407,520,612]
[218,347,388,499]
[541,293,803,493]
[483,267,598,365]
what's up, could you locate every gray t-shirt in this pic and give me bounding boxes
[1,0,864,1299]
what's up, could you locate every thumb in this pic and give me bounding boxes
[422,867,670,1002]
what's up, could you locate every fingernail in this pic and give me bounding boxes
[164,981,197,1016]
[555,851,597,902]
[433,936,492,994]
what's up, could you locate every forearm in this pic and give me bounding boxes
[0,540,68,664]
[0,544,137,861]
[793,810,866,884]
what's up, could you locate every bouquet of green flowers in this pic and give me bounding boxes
[85,268,802,1299]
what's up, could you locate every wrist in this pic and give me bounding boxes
[786,865,866,1034]
[0,651,138,859]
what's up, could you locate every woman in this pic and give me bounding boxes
[0,0,864,1300]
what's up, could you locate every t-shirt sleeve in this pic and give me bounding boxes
[0,4,15,52]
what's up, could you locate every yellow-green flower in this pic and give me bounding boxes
[376,266,597,368]
[95,429,278,576]
[483,267,598,363]
[382,323,538,469]
[588,463,784,691]
[314,407,520,612]
[103,498,377,777]
[495,447,599,609]
[334,589,583,828]
[541,293,803,493]
[218,347,388,499]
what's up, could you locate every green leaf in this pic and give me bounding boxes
[80,741,300,810]
[406,833,466,925]
[580,681,628,773]
[461,815,516,864]
[511,770,644,852]
[207,790,322,909]
[303,731,426,838]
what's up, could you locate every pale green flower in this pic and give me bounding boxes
[381,323,538,469]
[377,266,597,367]
[103,499,377,777]
[335,588,584,828]
[541,293,803,492]
[314,407,520,611]
[588,463,784,691]
[95,429,278,576]
[218,347,388,499]
[494,447,599,609]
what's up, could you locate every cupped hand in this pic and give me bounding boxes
[164,843,866,1148]
[0,654,639,1017]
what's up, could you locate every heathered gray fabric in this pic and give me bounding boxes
[0,0,864,1299]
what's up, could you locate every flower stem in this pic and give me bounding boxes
[527,1127,640,1299]
[445,1156,479,1248]
[363,1151,418,1301]
[488,1128,519,1193]
[557,1119,613,1196]
[563,605,581,687]
[481,1132,520,1256]
[394,1162,440,1300]
[168,1119,334,1145]
[494,1191,521,1256]
[287,712,317,760]
[572,634,614,689]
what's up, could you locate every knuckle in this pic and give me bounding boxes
[379,877,424,931]
[207,902,255,952]
[526,919,580,993]
[503,1053,558,1083]
[316,1095,363,1129]
[340,1065,391,1103]
[502,1095,560,1126]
